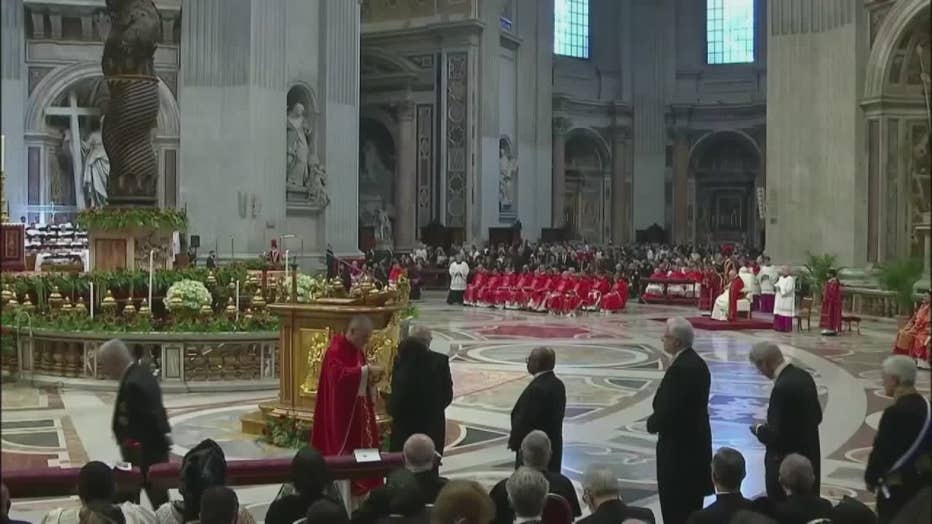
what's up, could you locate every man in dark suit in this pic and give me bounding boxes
[647,317,713,524]
[578,465,655,524]
[771,454,833,524]
[505,468,549,524]
[687,447,752,524]
[388,327,454,454]
[490,431,581,524]
[509,347,566,472]
[865,355,931,523]
[353,434,447,524]
[749,342,823,501]
[98,339,171,506]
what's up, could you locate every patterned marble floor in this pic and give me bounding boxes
[3,292,927,523]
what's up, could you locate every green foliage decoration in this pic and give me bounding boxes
[263,416,311,448]
[76,208,187,231]
[801,253,840,300]
[875,257,924,314]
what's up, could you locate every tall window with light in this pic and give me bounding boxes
[706,0,754,64]
[554,0,589,59]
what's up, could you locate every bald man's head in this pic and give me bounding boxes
[527,347,555,375]
[403,434,436,473]
[346,315,374,349]
[97,339,132,380]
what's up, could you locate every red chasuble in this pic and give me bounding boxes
[819,279,843,331]
[311,334,382,494]
[728,276,745,321]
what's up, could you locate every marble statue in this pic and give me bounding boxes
[376,208,393,244]
[287,103,313,191]
[81,126,111,208]
[499,146,517,210]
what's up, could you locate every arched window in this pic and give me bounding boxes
[554,0,589,59]
[706,0,755,64]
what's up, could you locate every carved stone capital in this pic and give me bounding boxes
[397,100,415,122]
[553,117,572,136]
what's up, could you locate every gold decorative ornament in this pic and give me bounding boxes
[21,295,34,312]
[101,290,117,315]
[1,284,13,305]
[199,303,213,318]
[61,297,73,312]
[326,277,346,298]
[123,301,137,317]
[168,294,184,311]
[6,293,19,307]
[206,270,217,287]
[138,299,151,318]
[243,308,254,322]
[74,297,87,314]
[48,286,64,310]
[365,314,401,394]
[251,288,266,310]
[299,328,332,395]
[225,297,237,317]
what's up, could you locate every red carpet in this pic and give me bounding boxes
[652,316,774,331]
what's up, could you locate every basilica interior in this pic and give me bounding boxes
[1,1,931,523]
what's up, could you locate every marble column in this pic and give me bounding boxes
[322,0,361,255]
[179,0,286,259]
[552,117,570,228]
[611,127,631,243]
[671,130,690,243]
[394,100,416,249]
[1,0,26,219]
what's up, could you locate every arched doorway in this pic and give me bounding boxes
[564,130,611,243]
[863,0,930,262]
[689,132,762,247]
[358,117,397,240]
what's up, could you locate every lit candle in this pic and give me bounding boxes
[89,282,94,319]
[235,280,240,322]
[1,135,5,172]
[148,250,154,309]
[284,250,290,287]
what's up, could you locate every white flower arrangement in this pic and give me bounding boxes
[165,279,213,311]
[282,274,325,303]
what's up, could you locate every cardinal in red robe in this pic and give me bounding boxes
[311,316,383,495]
[820,271,843,335]
[601,274,628,312]
[463,266,487,306]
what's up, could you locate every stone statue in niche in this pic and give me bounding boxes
[375,208,393,244]
[498,137,517,216]
[286,102,329,208]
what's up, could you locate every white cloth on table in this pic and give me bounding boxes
[773,275,796,317]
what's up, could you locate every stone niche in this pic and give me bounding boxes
[88,227,173,271]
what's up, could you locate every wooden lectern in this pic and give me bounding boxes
[241,293,405,436]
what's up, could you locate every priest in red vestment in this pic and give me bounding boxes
[600,274,628,312]
[819,270,843,335]
[311,316,384,495]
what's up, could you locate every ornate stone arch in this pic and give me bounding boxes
[565,127,611,171]
[564,127,612,243]
[689,129,762,161]
[864,0,931,99]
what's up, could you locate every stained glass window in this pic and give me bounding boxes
[554,0,589,59]
[707,0,755,64]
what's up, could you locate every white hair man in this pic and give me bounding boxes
[774,454,832,524]
[97,339,171,506]
[490,431,581,524]
[353,433,447,522]
[647,317,713,524]
[505,468,549,523]
[577,466,654,524]
[865,355,930,522]
[748,342,822,501]
[312,315,385,494]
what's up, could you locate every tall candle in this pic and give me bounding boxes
[235,280,240,322]
[231,237,234,261]
[284,250,290,287]
[89,282,94,319]
[148,250,154,308]
[1,135,5,172]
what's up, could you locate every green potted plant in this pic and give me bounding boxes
[802,253,840,301]
[875,257,923,321]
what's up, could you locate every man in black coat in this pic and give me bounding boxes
[749,342,823,501]
[490,431,581,524]
[508,347,566,472]
[865,355,931,523]
[388,327,454,454]
[771,454,833,524]
[98,339,171,506]
[687,447,752,524]
[647,317,713,524]
[578,465,655,524]
[353,434,447,524]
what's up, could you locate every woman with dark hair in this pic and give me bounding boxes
[265,447,338,524]
[41,462,154,524]
[155,439,254,524]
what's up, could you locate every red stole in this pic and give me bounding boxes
[820,279,843,330]
[728,277,745,321]
[311,334,381,492]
